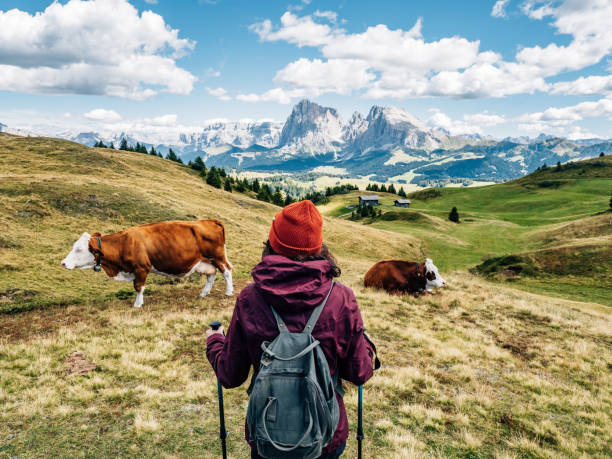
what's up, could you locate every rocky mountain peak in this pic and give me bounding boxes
[278,99,344,154]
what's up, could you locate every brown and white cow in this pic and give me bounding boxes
[61,219,233,307]
[364,258,446,295]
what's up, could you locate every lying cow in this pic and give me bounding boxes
[61,219,233,307]
[363,258,446,295]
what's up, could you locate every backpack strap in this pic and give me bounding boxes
[303,281,335,334]
[261,339,320,362]
[270,307,289,333]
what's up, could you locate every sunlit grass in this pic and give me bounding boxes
[1,134,610,457]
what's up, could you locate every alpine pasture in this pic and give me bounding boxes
[1,133,611,458]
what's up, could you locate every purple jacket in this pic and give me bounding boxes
[206,255,376,454]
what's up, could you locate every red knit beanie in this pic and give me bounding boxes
[269,200,323,257]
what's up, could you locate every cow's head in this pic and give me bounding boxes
[424,258,447,289]
[61,232,95,269]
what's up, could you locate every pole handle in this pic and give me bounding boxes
[210,321,222,331]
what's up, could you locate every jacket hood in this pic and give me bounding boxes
[251,255,334,313]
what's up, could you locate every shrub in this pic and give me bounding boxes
[449,206,459,223]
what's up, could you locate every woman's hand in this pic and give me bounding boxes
[206,325,224,338]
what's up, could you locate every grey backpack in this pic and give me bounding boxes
[247,282,340,459]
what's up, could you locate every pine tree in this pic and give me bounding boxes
[235,179,246,192]
[272,189,284,206]
[449,206,459,223]
[149,145,157,156]
[223,179,232,192]
[366,183,371,191]
[206,170,222,188]
[371,184,379,192]
[109,142,115,149]
[284,194,295,206]
[166,148,181,163]
[380,184,387,193]
[219,168,227,178]
[398,187,407,198]
[600,152,605,157]
[257,184,272,202]
[119,138,129,151]
[252,178,260,193]
[388,184,396,194]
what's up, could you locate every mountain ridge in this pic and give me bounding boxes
[4,99,612,183]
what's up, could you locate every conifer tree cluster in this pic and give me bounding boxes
[365,182,406,197]
[93,140,112,148]
[350,204,382,220]
[324,184,358,197]
[183,155,296,206]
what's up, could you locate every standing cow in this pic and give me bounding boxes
[61,219,233,307]
[364,258,446,295]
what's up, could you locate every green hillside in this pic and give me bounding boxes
[320,156,612,304]
[1,134,611,458]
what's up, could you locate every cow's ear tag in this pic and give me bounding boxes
[94,264,101,272]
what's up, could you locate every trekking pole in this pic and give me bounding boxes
[357,384,364,459]
[210,321,228,459]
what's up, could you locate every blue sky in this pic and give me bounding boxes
[1,0,611,139]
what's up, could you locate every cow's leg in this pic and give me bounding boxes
[211,260,233,296]
[132,269,148,308]
[200,273,216,297]
[222,268,233,296]
[222,245,233,296]
[211,246,233,296]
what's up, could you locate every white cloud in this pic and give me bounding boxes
[427,109,506,135]
[145,114,178,126]
[245,1,612,103]
[551,74,612,96]
[237,88,305,104]
[206,87,231,101]
[274,58,376,96]
[84,109,122,122]
[313,10,338,24]
[491,0,510,18]
[0,0,196,99]
[144,0,158,4]
[566,125,599,140]
[518,97,612,133]
[205,67,221,77]
[250,12,339,48]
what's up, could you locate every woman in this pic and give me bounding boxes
[206,200,376,458]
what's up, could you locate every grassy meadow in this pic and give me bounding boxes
[1,133,611,458]
[319,158,612,305]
